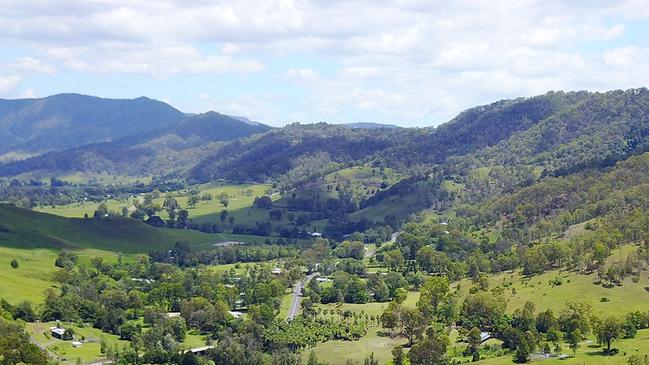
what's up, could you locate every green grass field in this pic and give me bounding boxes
[36,182,273,223]
[26,321,208,364]
[308,326,407,365]
[308,291,419,364]
[27,321,130,364]
[0,245,128,304]
[455,245,649,317]
[475,329,649,365]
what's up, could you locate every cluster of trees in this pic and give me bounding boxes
[376,271,648,364]
[149,241,301,267]
[263,316,368,349]
[0,317,48,365]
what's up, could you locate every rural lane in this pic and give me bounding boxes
[287,272,318,320]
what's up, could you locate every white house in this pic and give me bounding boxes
[50,327,67,340]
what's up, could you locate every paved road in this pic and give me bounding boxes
[365,232,399,258]
[287,272,317,320]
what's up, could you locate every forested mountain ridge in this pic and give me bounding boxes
[0,111,271,178]
[466,88,649,176]
[188,90,605,183]
[188,123,422,182]
[0,93,187,159]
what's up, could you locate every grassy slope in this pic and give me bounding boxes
[26,321,208,364]
[0,204,253,252]
[308,292,419,365]
[476,329,649,365]
[0,204,267,304]
[455,245,648,317]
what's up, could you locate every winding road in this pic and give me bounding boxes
[365,231,399,258]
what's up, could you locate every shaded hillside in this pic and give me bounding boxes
[189,91,598,183]
[470,89,649,176]
[0,204,216,253]
[0,93,186,158]
[188,123,422,182]
[0,112,271,178]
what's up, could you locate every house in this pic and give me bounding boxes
[310,232,323,238]
[316,277,330,283]
[71,341,83,348]
[50,327,67,340]
[271,267,283,275]
[480,332,491,343]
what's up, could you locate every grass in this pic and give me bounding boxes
[475,329,649,365]
[455,245,649,317]
[0,245,132,304]
[307,326,407,365]
[36,182,274,225]
[26,321,208,364]
[27,321,130,364]
[278,288,296,319]
[0,246,61,304]
[0,204,269,253]
[308,291,419,364]
[0,204,273,305]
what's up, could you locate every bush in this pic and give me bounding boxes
[10,259,19,269]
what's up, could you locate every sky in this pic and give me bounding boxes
[1,1,649,127]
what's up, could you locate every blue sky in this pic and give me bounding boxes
[1,1,649,127]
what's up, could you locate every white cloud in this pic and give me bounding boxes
[10,57,57,74]
[0,75,21,96]
[0,0,647,124]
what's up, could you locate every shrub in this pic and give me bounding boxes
[10,259,19,269]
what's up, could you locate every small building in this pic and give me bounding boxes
[228,311,243,319]
[271,267,283,275]
[480,332,491,343]
[316,277,330,283]
[310,232,323,238]
[71,341,83,348]
[50,327,67,340]
[166,312,182,318]
[187,345,215,355]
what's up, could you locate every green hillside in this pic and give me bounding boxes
[0,204,248,253]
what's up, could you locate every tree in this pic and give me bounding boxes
[417,276,449,318]
[383,250,405,271]
[461,292,506,329]
[392,346,405,365]
[364,352,378,365]
[187,195,200,208]
[10,259,18,269]
[381,305,399,336]
[514,331,537,363]
[408,328,449,365]
[467,326,481,360]
[402,307,425,346]
[253,196,273,209]
[566,329,581,357]
[394,288,408,304]
[594,316,623,354]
